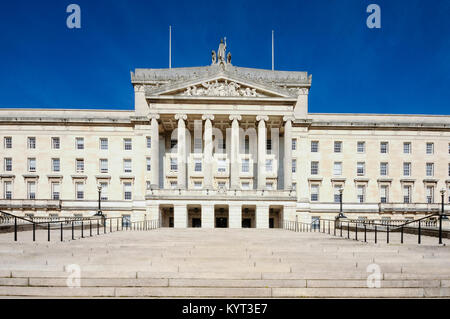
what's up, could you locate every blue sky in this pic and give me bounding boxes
[0,0,449,114]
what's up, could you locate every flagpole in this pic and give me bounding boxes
[272,30,274,71]
[169,26,172,69]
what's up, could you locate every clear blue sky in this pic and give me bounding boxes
[0,0,449,114]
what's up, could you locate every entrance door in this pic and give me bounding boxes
[269,218,274,229]
[192,218,201,228]
[169,217,174,228]
[242,218,251,228]
[216,217,228,228]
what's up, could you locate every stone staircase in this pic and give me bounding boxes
[0,228,449,298]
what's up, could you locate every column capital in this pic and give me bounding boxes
[229,115,242,122]
[202,114,215,121]
[175,114,187,121]
[148,113,160,120]
[134,84,145,93]
[256,115,269,122]
[283,115,295,123]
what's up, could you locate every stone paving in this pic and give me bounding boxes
[0,228,449,298]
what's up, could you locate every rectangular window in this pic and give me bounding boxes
[265,159,273,172]
[426,163,434,177]
[170,158,178,171]
[146,137,151,149]
[194,159,202,172]
[357,162,365,176]
[100,159,108,173]
[218,182,226,189]
[311,185,319,202]
[426,142,434,154]
[146,158,152,172]
[266,182,274,190]
[100,182,108,201]
[193,181,202,189]
[124,138,132,151]
[100,138,108,150]
[4,158,12,172]
[170,139,178,151]
[28,158,36,172]
[123,159,132,173]
[404,142,411,154]
[266,139,272,153]
[241,182,250,190]
[380,142,389,154]
[426,186,434,204]
[242,159,250,173]
[311,161,319,175]
[333,162,342,176]
[76,138,84,150]
[380,162,388,176]
[292,139,297,151]
[292,159,297,173]
[334,185,342,203]
[4,137,12,149]
[27,181,36,200]
[357,141,365,153]
[357,185,366,203]
[28,137,36,149]
[52,182,60,200]
[52,137,60,149]
[124,183,132,200]
[76,159,84,173]
[244,137,250,154]
[194,137,202,152]
[218,159,226,172]
[311,141,319,153]
[403,162,411,176]
[334,141,342,153]
[170,181,178,189]
[403,185,411,204]
[4,181,12,200]
[75,182,84,200]
[52,158,60,172]
[380,185,388,203]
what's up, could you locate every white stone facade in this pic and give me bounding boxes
[0,49,449,227]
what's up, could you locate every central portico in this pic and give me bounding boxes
[131,41,310,228]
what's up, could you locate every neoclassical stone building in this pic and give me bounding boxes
[1,44,449,227]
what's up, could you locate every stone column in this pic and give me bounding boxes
[229,203,242,229]
[229,115,242,189]
[174,204,187,228]
[150,113,160,189]
[256,204,269,229]
[202,114,215,189]
[257,116,269,189]
[175,114,187,189]
[201,204,214,229]
[283,116,294,190]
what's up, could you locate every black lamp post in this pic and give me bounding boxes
[439,188,447,245]
[338,188,346,219]
[94,185,103,217]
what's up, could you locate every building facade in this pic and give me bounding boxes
[1,43,450,227]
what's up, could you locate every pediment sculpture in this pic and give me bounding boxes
[182,80,263,97]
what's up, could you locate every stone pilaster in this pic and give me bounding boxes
[174,204,187,228]
[229,203,242,229]
[256,204,269,229]
[202,114,215,189]
[201,204,214,229]
[134,84,148,117]
[175,114,187,189]
[283,116,294,190]
[150,113,160,189]
[229,115,242,189]
[257,115,269,189]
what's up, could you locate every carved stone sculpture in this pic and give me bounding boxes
[211,50,217,64]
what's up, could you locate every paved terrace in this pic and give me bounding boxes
[0,229,449,298]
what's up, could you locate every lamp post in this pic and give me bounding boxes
[338,188,346,219]
[439,188,446,245]
[95,185,103,217]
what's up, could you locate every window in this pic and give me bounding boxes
[75,182,84,200]
[426,186,434,204]
[100,159,108,173]
[218,182,226,189]
[218,159,226,172]
[292,139,297,151]
[311,185,319,202]
[380,185,389,203]
[426,143,434,154]
[146,137,151,149]
[100,182,108,201]
[426,163,434,177]
[380,162,388,176]
[266,139,272,153]
[220,139,226,150]
[333,162,342,176]
[194,159,202,172]
[52,183,60,200]
[265,159,273,172]
[27,181,36,200]
[311,161,319,175]
[357,185,366,203]
[403,185,411,204]
[28,137,36,149]
[449,163,450,177]
[124,138,132,150]
[292,159,297,173]
[146,158,152,172]
[4,181,12,199]
[4,158,12,172]
[266,182,274,190]
[241,182,250,190]
[403,162,411,176]
[28,158,36,172]
[124,183,132,200]
[242,159,250,173]
[100,138,108,150]
[76,138,84,150]
[194,137,202,152]
[170,181,178,189]
[4,137,12,149]
[292,182,297,191]
[52,158,60,172]
[357,162,365,176]
[404,142,411,154]
[193,181,202,189]
[76,159,84,173]
[146,181,151,190]
[170,139,178,151]
[380,142,389,154]
[334,141,342,153]
[357,141,365,153]
[311,141,319,153]
[334,185,342,203]
[170,158,178,171]
[244,136,250,154]
[123,159,132,173]
[52,137,60,149]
